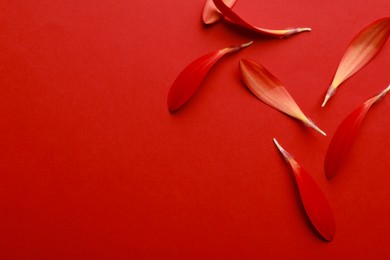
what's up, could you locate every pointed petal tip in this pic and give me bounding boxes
[273,138,285,155]
[321,98,328,107]
[241,40,254,48]
[319,130,327,136]
[322,87,336,107]
[283,27,312,38]
[273,138,292,161]
[300,27,312,32]
[273,138,281,149]
[382,84,390,95]
[322,93,331,107]
[273,138,284,153]
[371,84,390,104]
[378,84,390,99]
[231,41,254,53]
[313,125,327,136]
[305,119,327,136]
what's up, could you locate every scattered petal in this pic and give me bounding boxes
[167,41,253,112]
[212,0,311,38]
[322,17,390,107]
[202,0,237,25]
[325,85,390,178]
[239,59,326,136]
[273,138,336,242]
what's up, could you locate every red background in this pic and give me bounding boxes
[1,0,390,259]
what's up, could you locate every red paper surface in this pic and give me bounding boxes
[1,0,389,259]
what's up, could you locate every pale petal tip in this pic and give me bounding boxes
[300,27,312,32]
[321,97,328,107]
[382,84,390,95]
[284,27,312,38]
[378,84,390,98]
[322,87,336,107]
[322,93,331,107]
[230,41,253,52]
[372,84,390,104]
[313,125,327,136]
[302,117,326,136]
[231,41,254,53]
[241,41,254,48]
[273,138,293,160]
[273,138,282,151]
[306,119,326,136]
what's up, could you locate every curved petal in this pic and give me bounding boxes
[274,138,336,242]
[239,59,326,136]
[202,0,237,25]
[325,85,390,178]
[322,17,390,107]
[212,0,311,38]
[167,41,252,112]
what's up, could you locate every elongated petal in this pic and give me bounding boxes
[239,59,326,136]
[167,41,252,112]
[322,17,390,107]
[325,85,390,178]
[273,138,336,242]
[202,0,237,25]
[212,0,311,38]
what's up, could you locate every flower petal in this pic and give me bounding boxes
[322,17,390,107]
[274,138,336,242]
[212,0,311,38]
[325,85,390,178]
[202,0,237,25]
[167,41,252,112]
[239,59,326,135]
